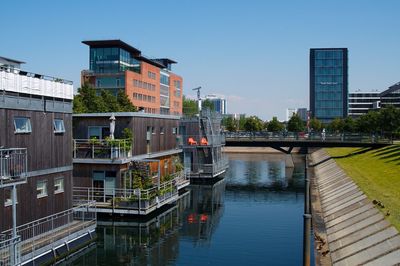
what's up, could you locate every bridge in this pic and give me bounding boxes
[224,132,392,154]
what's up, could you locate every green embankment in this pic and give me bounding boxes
[325,145,400,231]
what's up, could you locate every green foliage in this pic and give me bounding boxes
[243,116,264,131]
[182,95,199,116]
[224,116,238,132]
[343,117,356,132]
[328,118,345,132]
[117,90,137,112]
[309,117,322,131]
[73,84,137,113]
[267,117,284,132]
[354,106,400,134]
[287,114,305,132]
[201,99,214,111]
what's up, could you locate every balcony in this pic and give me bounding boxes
[0,148,27,188]
[73,139,132,160]
[0,66,73,100]
[181,134,226,148]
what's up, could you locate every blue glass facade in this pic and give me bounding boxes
[310,48,348,123]
[89,48,140,74]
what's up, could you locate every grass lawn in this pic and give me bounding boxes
[325,145,400,231]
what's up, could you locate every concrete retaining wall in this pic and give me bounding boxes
[310,149,400,265]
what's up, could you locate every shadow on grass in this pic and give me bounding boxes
[372,145,400,163]
[372,145,400,157]
[331,147,374,159]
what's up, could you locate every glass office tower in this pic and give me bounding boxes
[310,48,348,123]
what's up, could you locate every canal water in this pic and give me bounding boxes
[63,153,308,266]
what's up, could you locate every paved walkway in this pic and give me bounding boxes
[310,149,400,266]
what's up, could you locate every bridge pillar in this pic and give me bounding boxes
[285,154,294,168]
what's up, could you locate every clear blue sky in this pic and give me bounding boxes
[1,0,399,120]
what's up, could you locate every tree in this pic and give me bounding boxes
[73,84,107,113]
[101,90,120,112]
[378,105,400,133]
[309,118,322,131]
[182,96,198,116]
[117,90,137,112]
[287,114,305,132]
[224,116,238,132]
[343,117,356,132]
[73,84,137,113]
[202,99,214,111]
[328,118,345,133]
[355,110,380,133]
[267,117,284,132]
[243,116,264,132]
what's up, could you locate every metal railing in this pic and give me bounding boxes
[172,170,189,187]
[201,156,229,176]
[224,131,393,144]
[73,178,179,213]
[0,202,96,264]
[73,139,132,159]
[0,235,21,266]
[0,148,27,187]
[180,134,226,147]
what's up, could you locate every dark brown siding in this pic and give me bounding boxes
[0,171,72,232]
[0,108,72,232]
[72,115,179,155]
[0,109,72,171]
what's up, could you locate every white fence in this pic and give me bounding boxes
[0,66,73,100]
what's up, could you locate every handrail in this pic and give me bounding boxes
[224,131,393,144]
[73,138,132,159]
[0,148,28,187]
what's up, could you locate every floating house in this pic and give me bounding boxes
[180,110,229,179]
[72,112,190,215]
[0,57,95,265]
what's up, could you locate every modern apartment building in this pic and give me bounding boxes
[81,40,183,115]
[348,91,380,118]
[310,48,348,123]
[204,95,227,114]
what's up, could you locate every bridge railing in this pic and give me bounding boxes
[224,131,392,144]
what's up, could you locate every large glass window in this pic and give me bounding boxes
[14,117,32,134]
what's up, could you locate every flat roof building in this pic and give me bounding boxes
[310,48,348,123]
[348,91,380,118]
[81,40,183,115]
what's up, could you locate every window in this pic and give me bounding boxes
[4,189,18,207]
[14,117,32,134]
[172,127,178,135]
[54,177,64,194]
[53,119,65,133]
[160,127,164,134]
[37,180,48,198]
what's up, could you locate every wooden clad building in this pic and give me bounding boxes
[72,112,188,214]
[0,62,73,232]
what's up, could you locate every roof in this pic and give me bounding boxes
[0,56,25,64]
[380,82,400,97]
[153,58,177,65]
[310,48,348,51]
[73,112,181,120]
[82,39,141,56]
[82,39,167,68]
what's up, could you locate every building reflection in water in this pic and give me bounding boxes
[62,180,226,265]
[180,178,226,246]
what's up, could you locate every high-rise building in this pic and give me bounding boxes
[81,40,183,115]
[348,91,380,118]
[204,94,227,114]
[296,108,308,122]
[310,48,348,123]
